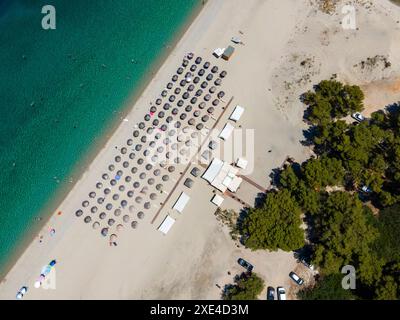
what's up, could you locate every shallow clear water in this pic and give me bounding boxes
[0,0,199,273]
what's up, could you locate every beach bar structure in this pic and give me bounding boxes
[229,105,245,122]
[219,123,235,141]
[173,192,190,213]
[222,46,235,61]
[202,158,243,193]
[158,215,176,235]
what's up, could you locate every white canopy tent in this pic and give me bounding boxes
[229,105,245,122]
[158,215,176,235]
[173,192,190,213]
[236,157,248,169]
[219,123,235,141]
[211,194,224,207]
[202,158,224,183]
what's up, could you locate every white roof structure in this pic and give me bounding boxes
[202,158,224,183]
[202,158,241,193]
[236,157,248,169]
[213,48,225,58]
[219,123,235,141]
[173,192,190,213]
[211,194,224,207]
[229,105,245,122]
[228,176,243,192]
[158,215,176,235]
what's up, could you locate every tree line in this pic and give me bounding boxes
[240,80,400,300]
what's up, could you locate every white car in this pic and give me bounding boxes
[352,112,365,122]
[289,272,304,285]
[277,287,286,300]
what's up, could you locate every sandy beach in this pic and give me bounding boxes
[1,0,400,300]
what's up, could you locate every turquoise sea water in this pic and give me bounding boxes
[0,0,200,274]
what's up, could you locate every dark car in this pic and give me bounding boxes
[289,271,304,285]
[267,286,275,300]
[237,258,253,272]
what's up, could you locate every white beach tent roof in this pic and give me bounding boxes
[228,176,243,192]
[158,215,176,235]
[219,123,235,141]
[213,48,225,58]
[236,157,248,169]
[173,192,190,213]
[229,105,245,122]
[211,194,224,207]
[202,158,224,183]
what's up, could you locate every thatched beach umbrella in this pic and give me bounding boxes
[150,193,157,200]
[91,206,98,213]
[190,97,198,104]
[101,228,108,237]
[175,121,182,129]
[112,194,119,201]
[123,161,129,168]
[75,209,83,217]
[82,200,89,208]
[131,167,138,174]
[116,224,123,232]
[102,173,109,180]
[89,192,96,198]
[156,184,163,191]
[153,119,159,126]
[196,123,204,130]
[104,188,111,195]
[129,205,135,213]
[144,202,151,210]
[99,212,106,220]
[123,215,130,223]
[182,59,189,67]
[127,190,134,198]
[167,82,173,89]
[135,196,143,204]
[131,221,138,229]
[121,200,127,208]
[127,139,133,146]
[202,115,210,122]
[115,156,121,163]
[137,158,144,165]
[139,172,146,180]
[150,106,157,113]
[143,149,150,157]
[207,107,214,114]
[133,130,140,137]
[96,182,103,189]
[106,203,113,210]
[169,95,176,103]
[201,81,208,89]
[161,90,168,97]
[92,222,100,230]
[108,219,115,226]
[137,212,145,220]
[125,176,132,183]
[190,64,197,72]
[188,84,195,91]
[156,98,162,105]
[138,122,145,129]
[162,175,169,182]
[114,208,122,216]
[109,234,117,242]
[97,197,104,204]
[198,69,205,77]
[119,185,125,192]
[144,114,151,121]
[204,94,211,101]
[174,87,181,95]
[180,113,187,120]
[203,61,210,69]
[84,216,92,224]
[177,99,184,106]
[206,74,214,81]
[195,57,202,64]
[212,99,220,106]
[215,78,222,86]
[220,70,227,78]
[180,79,187,87]
[133,182,140,189]
[110,179,117,186]
[166,116,173,123]
[177,67,184,74]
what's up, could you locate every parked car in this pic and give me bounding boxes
[237,258,254,272]
[352,112,365,122]
[267,286,275,300]
[190,167,201,177]
[277,287,286,300]
[289,271,304,285]
[184,178,194,188]
[16,286,28,300]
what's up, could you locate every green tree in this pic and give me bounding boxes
[312,192,378,275]
[224,273,265,300]
[302,156,345,190]
[242,190,304,251]
[298,274,356,300]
